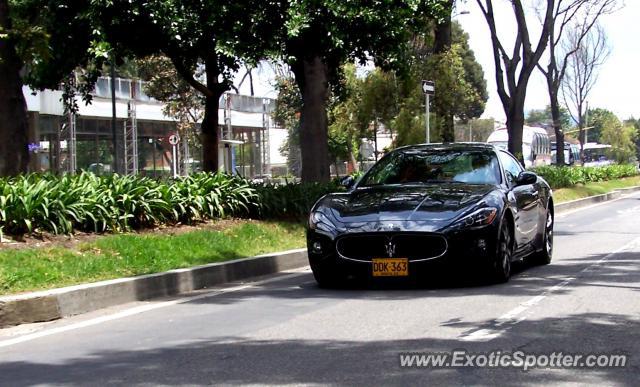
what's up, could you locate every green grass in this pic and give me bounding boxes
[0,220,305,295]
[554,176,640,203]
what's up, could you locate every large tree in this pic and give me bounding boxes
[562,23,610,156]
[0,0,29,175]
[280,1,448,182]
[392,23,488,147]
[475,0,554,165]
[451,22,488,120]
[537,0,617,165]
[598,112,637,163]
[93,0,285,173]
[433,0,455,142]
[585,107,616,143]
[0,0,98,175]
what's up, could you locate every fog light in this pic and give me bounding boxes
[477,239,487,249]
[312,241,323,253]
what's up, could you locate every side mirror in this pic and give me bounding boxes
[340,175,355,188]
[515,171,537,186]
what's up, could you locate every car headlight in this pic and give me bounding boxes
[309,211,335,230]
[453,207,498,230]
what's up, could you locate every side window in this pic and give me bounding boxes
[498,151,523,185]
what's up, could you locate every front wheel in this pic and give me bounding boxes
[532,209,553,265]
[490,220,513,283]
[311,261,340,288]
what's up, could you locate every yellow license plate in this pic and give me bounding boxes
[372,258,409,277]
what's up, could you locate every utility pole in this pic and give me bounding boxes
[585,101,590,144]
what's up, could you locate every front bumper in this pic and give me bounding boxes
[306,224,500,279]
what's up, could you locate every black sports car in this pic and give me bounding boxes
[307,143,554,286]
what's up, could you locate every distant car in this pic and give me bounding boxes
[307,143,554,287]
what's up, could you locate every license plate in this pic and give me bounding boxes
[372,258,409,277]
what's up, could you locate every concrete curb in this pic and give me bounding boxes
[0,248,308,328]
[555,185,640,213]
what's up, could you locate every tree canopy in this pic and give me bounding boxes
[278,0,449,182]
[525,105,572,131]
[91,0,286,172]
[597,111,637,163]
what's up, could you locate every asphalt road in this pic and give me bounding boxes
[2,193,640,386]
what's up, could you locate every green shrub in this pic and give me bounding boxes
[0,172,258,236]
[531,164,639,189]
[0,171,345,236]
[251,181,343,219]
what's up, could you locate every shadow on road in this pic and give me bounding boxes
[177,249,640,306]
[0,312,638,385]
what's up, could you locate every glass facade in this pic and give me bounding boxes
[34,115,178,175]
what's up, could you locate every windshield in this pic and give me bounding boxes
[359,149,501,187]
[584,148,611,162]
[490,141,508,151]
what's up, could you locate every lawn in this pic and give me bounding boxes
[0,220,306,295]
[553,176,640,203]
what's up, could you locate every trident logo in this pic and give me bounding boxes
[385,239,396,257]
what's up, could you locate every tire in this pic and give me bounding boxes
[491,220,513,283]
[532,209,553,265]
[311,262,340,288]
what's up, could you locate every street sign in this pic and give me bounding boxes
[422,80,435,95]
[168,134,180,146]
[422,81,434,143]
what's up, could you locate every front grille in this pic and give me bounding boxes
[336,233,447,262]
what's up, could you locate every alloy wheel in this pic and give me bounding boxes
[545,211,554,257]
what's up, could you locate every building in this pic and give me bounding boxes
[23,77,287,178]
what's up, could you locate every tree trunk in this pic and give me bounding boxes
[200,93,221,173]
[349,151,358,173]
[293,55,330,183]
[549,95,565,165]
[435,0,454,143]
[0,0,30,176]
[507,105,525,166]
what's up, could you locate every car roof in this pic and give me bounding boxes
[393,142,498,153]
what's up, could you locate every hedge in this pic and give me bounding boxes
[0,172,341,236]
[531,164,639,189]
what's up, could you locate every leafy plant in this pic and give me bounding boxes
[531,164,639,189]
[0,171,344,236]
[0,172,258,235]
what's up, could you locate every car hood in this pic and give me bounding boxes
[316,183,496,230]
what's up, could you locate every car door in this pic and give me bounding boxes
[498,151,540,251]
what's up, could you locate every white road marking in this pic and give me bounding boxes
[617,205,640,215]
[460,236,640,342]
[0,268,310,349]
[556,190,640,218]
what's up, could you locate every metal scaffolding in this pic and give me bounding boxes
[123,101,139,175]
[60,110,77,173]
[261,99,271,176]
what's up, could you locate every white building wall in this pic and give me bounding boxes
[23,85,285,176]
[269,128,288,166]
[24,86,273,127]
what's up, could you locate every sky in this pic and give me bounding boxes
[457,0,640,122]
[236,1,640,123]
